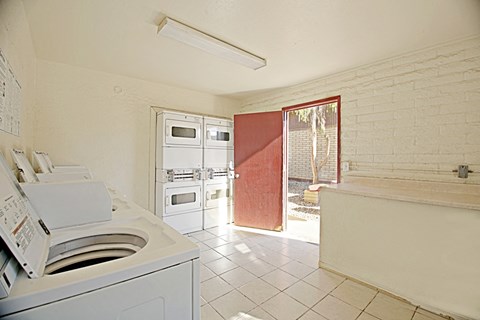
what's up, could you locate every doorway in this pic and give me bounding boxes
[282,96,341,244]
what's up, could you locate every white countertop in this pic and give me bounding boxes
[322,177,480,211]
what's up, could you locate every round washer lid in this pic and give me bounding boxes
[0,153,50,278]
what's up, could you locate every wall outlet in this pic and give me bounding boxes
[341,161,350,172]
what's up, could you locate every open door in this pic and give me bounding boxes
[233,111,283,231]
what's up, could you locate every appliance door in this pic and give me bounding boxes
[157,147,202,169]
[204,148,233,169]
[204,181,232,209]
[164,185,202,215]
[164,119,201,147]
[205,124,233,148]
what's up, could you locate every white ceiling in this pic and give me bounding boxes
[22,0,480,99]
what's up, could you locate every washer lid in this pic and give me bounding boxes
[0,153,50,278]
[10,149,39,183]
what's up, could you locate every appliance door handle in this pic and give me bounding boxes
[166,125,170,137]
[165,196,170,206]
[205,191,211,200]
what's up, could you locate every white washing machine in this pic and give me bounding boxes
[32,151,91,176]
[155,169,203,234]
[0,154,200,320]
[11,149,91,183]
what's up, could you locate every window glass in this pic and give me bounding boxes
[172,193,196,205]
[209,130,230,141]
[211,189,230,200]
[172,126,196,138]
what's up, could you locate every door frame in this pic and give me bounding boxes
[281,95,341,231]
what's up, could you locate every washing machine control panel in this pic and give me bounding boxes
[0,153,50,280]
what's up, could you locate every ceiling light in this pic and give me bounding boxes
[158,17,266,70]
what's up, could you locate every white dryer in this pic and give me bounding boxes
[155,169,203,234]
[156,111,203,169]
[203,168,234,229]
[0,154,200,320]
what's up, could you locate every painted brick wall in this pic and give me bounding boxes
[240,36,480,184]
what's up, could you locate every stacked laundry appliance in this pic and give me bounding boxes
[202,116,234,229]
[155,111,234,234]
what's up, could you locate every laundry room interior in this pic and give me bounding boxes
[0,1,479,320]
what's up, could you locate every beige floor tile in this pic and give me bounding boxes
[205,225,232,237]
[284,280,328,308]
[196,242,211,252]
[221,267,257,288]
[201,276,234,302]
[200,296,207,307]
[258,239,288,252]
[216,240,256,256]
[238,278,280,305]
[331,279,377,309]
[258,252,292,267]
[203,237,230,248]
[298,310,329,320]
[357,312,382,320]
[312,295,362,320]
[365,293,416,320]
[205,256,238,275]
[280,260,316,279]
[191,230,217,241]
[227,251,260,266]
[237,307,276,320]
[250,245,276,258]
[242,259,277,277]
[201,249,223,264]
[302,268,345,292]
[210,290,256,319]
[301,254,321,269]
[413,310,449,320]
[200,264,216,283]
[261,292,309,320]
[261,269,299,291]
[219,234,245,243]
[201,303,223,320]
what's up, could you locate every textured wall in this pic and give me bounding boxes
[34,60,241,208]
[0,0,36,167]
[241,36,480,184]
[288,126,337,182]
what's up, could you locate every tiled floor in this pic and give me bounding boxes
[188,226,447,320]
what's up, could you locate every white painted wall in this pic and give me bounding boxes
[240,36,480,185]
[34,60,241,208]
[0,0,36,167]
[320,184,480,319]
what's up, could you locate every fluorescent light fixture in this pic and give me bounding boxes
[158,17,266,70]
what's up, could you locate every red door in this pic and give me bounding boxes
[234,111,283,231]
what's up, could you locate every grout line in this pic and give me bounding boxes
[411,306,419,320]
